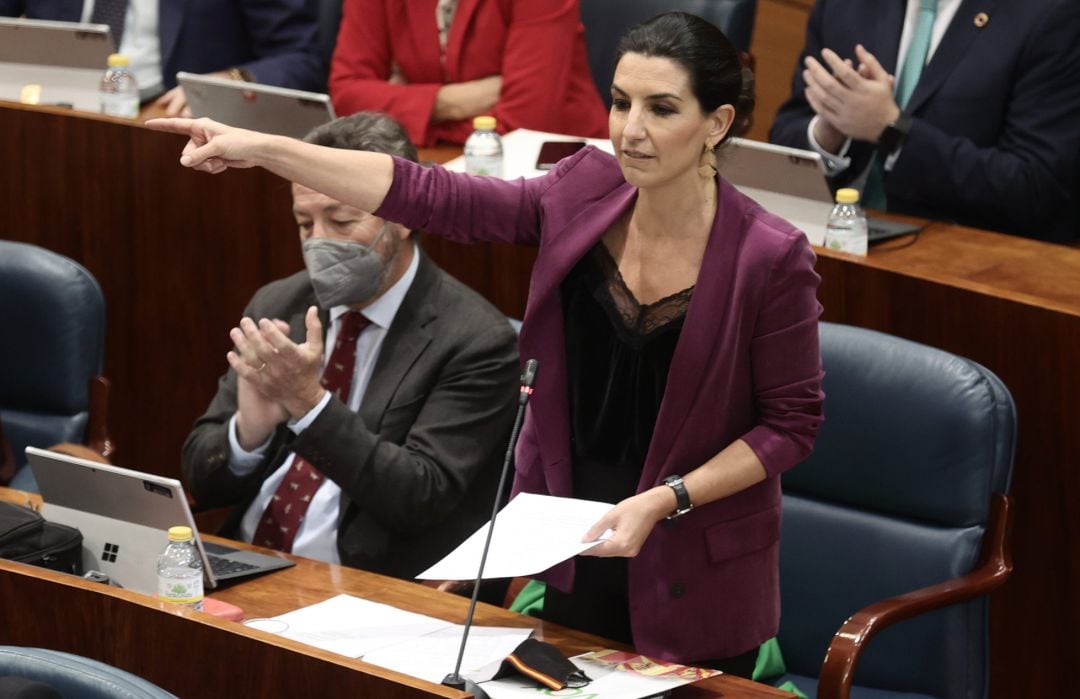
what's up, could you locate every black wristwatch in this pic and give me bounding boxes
[663,475,693,519]
[877,113,912,157]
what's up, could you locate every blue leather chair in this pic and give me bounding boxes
[578,0,757,107]
[0,241,113,491]
[776,323,1015,699]
[0,647,177,699]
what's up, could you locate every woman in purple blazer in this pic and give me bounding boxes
[150,12,824,677]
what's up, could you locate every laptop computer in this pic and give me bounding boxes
[178,72,336,139]
[0,17,114,112]
[25,446,293,596]
[718,137,922,246]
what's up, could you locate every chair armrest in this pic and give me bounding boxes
[817,494,1013,699]
[85,376,115,459]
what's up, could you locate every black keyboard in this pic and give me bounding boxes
[207,554,259,576]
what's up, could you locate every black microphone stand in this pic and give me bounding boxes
[442,359,538,699]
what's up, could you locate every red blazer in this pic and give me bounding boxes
[377,148,825,662]
[329,0,609,146]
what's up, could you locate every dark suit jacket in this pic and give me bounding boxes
[377,148,825,661]
[0,0,324,91]
[181,252,520,580]
[769,0,1080,242]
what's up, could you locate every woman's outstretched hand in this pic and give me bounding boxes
[145,117,270,174]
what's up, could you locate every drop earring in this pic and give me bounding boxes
[698,141,718,178]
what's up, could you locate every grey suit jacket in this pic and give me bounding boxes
[181,251,520,579]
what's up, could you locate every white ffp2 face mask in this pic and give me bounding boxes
[301,224,391,308]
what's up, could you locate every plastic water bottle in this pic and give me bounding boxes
[157,526,204,611]
[464,116,503,177]
[99,53,139,119]
[824,187,869,255]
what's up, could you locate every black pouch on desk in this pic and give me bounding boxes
[492,638,591,690]
[0,501,82,574]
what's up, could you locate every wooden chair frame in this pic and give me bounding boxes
[817,494,1014,699]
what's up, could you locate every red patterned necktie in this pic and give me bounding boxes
[252,311,369,552]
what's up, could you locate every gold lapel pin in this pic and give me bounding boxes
[974,12,989,27]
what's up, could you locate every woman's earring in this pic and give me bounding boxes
[698,141,718,178]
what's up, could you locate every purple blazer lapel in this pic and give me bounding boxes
[518,182,637,493]
[638,177,748,489]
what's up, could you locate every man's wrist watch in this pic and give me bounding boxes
[877,113,912,157]
[663,475,693,519]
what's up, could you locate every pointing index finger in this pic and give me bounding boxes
[144,117,198,136]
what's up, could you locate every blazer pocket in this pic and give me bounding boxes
[704,507,781,564]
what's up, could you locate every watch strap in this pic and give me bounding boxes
[877,113,912,156]
[663,475,693,519]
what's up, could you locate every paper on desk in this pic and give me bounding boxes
[417,493,614,580]
[481,651,720,699]
[363,625,533,684]
[261,594,453,658]
[441,128,615,180]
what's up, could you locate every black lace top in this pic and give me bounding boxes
[544,242,693,644]
[561,242,692,503]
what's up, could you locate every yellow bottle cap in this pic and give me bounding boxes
[472,116,496,131]
[835,188,860,204]
[107,53,130,68]
[167,526,193,541]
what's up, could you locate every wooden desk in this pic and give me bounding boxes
[0,527,791,697]
[4,101,1079,695]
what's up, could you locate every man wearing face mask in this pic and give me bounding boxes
[180,112,520,581]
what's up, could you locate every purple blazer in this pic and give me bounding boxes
[377,147,824,661]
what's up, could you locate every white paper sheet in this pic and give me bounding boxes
[248,594,453,658]
[363,625,533,684]
[417,493,614,580]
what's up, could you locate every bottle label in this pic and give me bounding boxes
[100,93,139,119]
[465,155,502,178]
[158,575,204,606]
[824,221,868,255]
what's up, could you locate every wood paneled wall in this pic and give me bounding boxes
[745,0,814,142]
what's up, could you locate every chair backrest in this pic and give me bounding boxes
[0,647,177,699]
[779,323,1015,699]
[578,0,756,107]
[0,241,105,475]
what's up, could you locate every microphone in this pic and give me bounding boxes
[442,358,539,699]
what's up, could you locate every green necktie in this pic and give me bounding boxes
[863,0,939,211]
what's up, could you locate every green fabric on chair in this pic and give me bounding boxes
[754,637,809,698]
[509,579,546,616]
[753,636,786,680]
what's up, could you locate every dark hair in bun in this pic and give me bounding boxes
[616,11,755,142]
